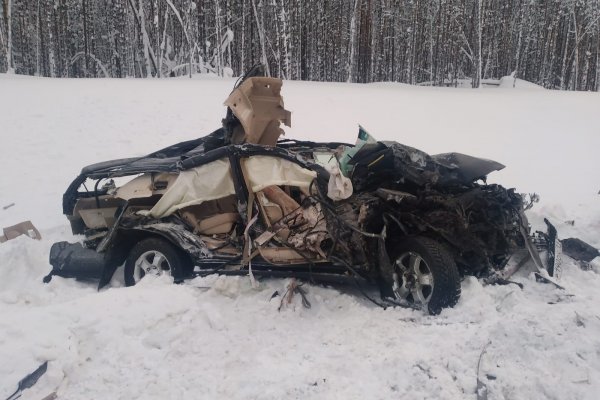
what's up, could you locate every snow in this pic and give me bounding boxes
[1,73,599,399]
[420,77,544,89]
[498,75,545,89]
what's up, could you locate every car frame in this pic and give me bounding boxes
[46,68,561,314]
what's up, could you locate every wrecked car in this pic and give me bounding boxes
[45,66,562,314]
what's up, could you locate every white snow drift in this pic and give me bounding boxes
[1,74,599,400]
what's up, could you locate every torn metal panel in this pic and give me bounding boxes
[518,212,565,289]
[348,138,507,191]
[224,77,291,146]
[543,218,562,279]
[115,172,177,200]
[562,238,600,262]
[431,153,505,183]
[0,221,41,243]
[133,222,212,260]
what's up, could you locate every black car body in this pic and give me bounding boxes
[46,68,560,314]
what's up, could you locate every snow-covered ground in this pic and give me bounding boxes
[0,74,599,399]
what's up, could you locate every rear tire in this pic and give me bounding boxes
[124,238,189,287]
[388,236,461,315]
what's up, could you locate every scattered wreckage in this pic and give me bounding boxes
[45,66,564,314]
[0,220,41,243]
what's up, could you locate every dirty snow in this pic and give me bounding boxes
[0,74,599,400]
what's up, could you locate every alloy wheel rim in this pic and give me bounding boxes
[133,250,172,283]
[392,251,434,306]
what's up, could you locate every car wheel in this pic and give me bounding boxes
[389,236,461,315]
[124,238,188,287]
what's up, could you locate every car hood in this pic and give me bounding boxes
[348,139,506,191]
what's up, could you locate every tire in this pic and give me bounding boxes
[124,237,190,287]
[387,236,461,315]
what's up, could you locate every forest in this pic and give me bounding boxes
[1,0,599,90]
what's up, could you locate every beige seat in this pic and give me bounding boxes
[256,191,283,224]
[254,186,302,242]
[260,186,300,223]
[179,195,239,235]
[194,213,239,235]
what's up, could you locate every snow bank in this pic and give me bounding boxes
[498,76,544,89]
[421,77,544,89]
[1,74,599,399]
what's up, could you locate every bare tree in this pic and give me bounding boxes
[251,0,270,76]
[127,0,158,77]
[1,0,598,91]
[2,0,13,73]
[347,0,360,82]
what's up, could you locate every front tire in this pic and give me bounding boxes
[388,236,461,314]
[124,238,189,287]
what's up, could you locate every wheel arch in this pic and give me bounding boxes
[381,231,462,314]
[383,213,460,265]
[123,235,193,286]
[98,227,196,288]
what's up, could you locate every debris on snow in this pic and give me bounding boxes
[0,220,41,244]
[1,72,600,400]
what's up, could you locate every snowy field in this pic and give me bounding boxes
[1,74,599,399]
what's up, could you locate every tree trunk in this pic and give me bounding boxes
[82,0,89,75]
[46,0,55,77]
[347,0,360,82]
[35,0,41,75]
[476,0,483,88]
[251,0,270,76]
[279,0,290,79]
[159,6,169,77]
[4,0,14,73]
[215,0,223,76]
[128,0,157,77]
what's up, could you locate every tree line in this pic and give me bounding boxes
[1,0,599,90]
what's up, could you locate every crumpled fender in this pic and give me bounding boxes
[98,222,213,288]
[46,222,213,288]
[431,152,505,184]
[128,222,212,260]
